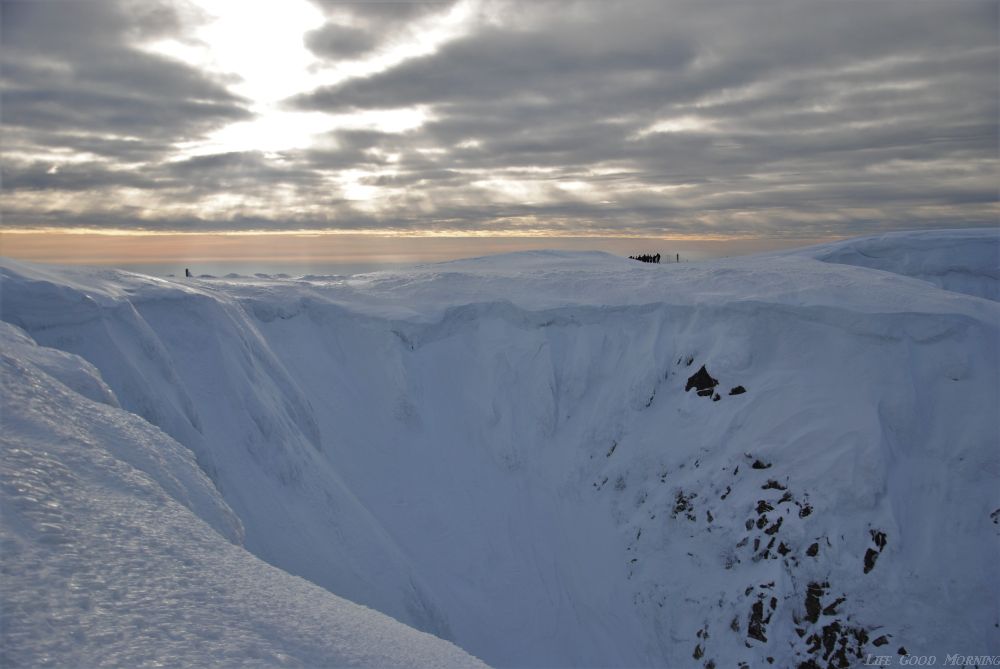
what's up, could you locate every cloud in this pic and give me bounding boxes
[302,0,461,60]
[1,0,251,164]
[304,22,377,58]
[284,0,997,236]
[0,160,159,192]
[3,0,997,239]
[307,0,458,25]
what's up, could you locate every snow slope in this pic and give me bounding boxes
[2,228,998,668]
[0,323,487,667]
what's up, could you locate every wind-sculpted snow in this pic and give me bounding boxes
[1,229,998,668]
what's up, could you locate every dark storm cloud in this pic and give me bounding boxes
[3,0,997,238]
[0,0,250,165]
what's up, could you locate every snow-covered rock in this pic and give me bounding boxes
[2,228,997,667]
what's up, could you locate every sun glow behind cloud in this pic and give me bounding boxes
[3,0,996,256]
[151,0,326,103]
[143,0,475,157]
[636,116,715,136]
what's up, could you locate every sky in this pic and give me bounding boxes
[1,0,997,267]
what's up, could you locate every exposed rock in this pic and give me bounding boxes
[870,529,887,551]
[729,385,747,395]
[805,582,828,624]
[686,365,719,396]
[797,585,871,668]
[672,490,697,521]
[748,600,768,642]
[821,621,841,658]
[864,548,880,573]
[864,529,888,573]
[822,596,846,616]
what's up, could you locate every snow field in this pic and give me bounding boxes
[2,228,997,667]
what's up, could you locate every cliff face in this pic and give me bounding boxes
[2,229,998,667]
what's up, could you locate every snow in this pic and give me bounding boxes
[0,322,487,668]
[1,228,998,667]
[795,228,1000,302]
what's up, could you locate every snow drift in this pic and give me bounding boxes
[1,228,998,668]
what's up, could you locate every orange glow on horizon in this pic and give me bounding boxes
[1,226,763,240]
[0,230,839,266]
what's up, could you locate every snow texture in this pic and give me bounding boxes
[1,228,998,668]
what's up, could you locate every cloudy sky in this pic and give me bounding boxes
[1,0,997,263]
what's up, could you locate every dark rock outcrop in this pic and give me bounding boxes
[685,365,719,397]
